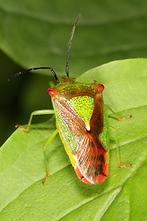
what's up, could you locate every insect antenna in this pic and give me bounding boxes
[65,15,80,78]
[16,66,59,83]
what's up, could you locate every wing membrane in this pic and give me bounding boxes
[54,95,107,184]
[75,133,107,184]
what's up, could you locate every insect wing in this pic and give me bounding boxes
[53,94,108,184]
[75,133,108,184]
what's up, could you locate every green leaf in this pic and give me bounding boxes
[1,1,147,74]
[0,59,147,220]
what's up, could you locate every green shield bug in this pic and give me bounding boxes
[18,16,131,185]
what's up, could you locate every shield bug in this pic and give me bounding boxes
[19,16,129,185]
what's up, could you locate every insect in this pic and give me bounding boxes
[19,16,128,185]
[47,80,109,184]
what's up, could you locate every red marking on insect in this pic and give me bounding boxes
[48,87,58,97]
[95,174,107,183]
[103,163,108,177]
[74,167,91,184]
[97,83,104,93]
[74,162,107,184]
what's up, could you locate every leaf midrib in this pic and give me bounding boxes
[56,187,122,221]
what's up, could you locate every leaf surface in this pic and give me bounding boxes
[0,59,147,220]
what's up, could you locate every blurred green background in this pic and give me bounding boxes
[1,0,147,145]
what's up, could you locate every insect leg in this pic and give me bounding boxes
[110,127,132,168]
[106,105,132,121]
[116,137,132,168]
[42,129,58,184]
[19,109,55,131]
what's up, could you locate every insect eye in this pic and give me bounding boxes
[97,83,104,92]
[48,87,58,97]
